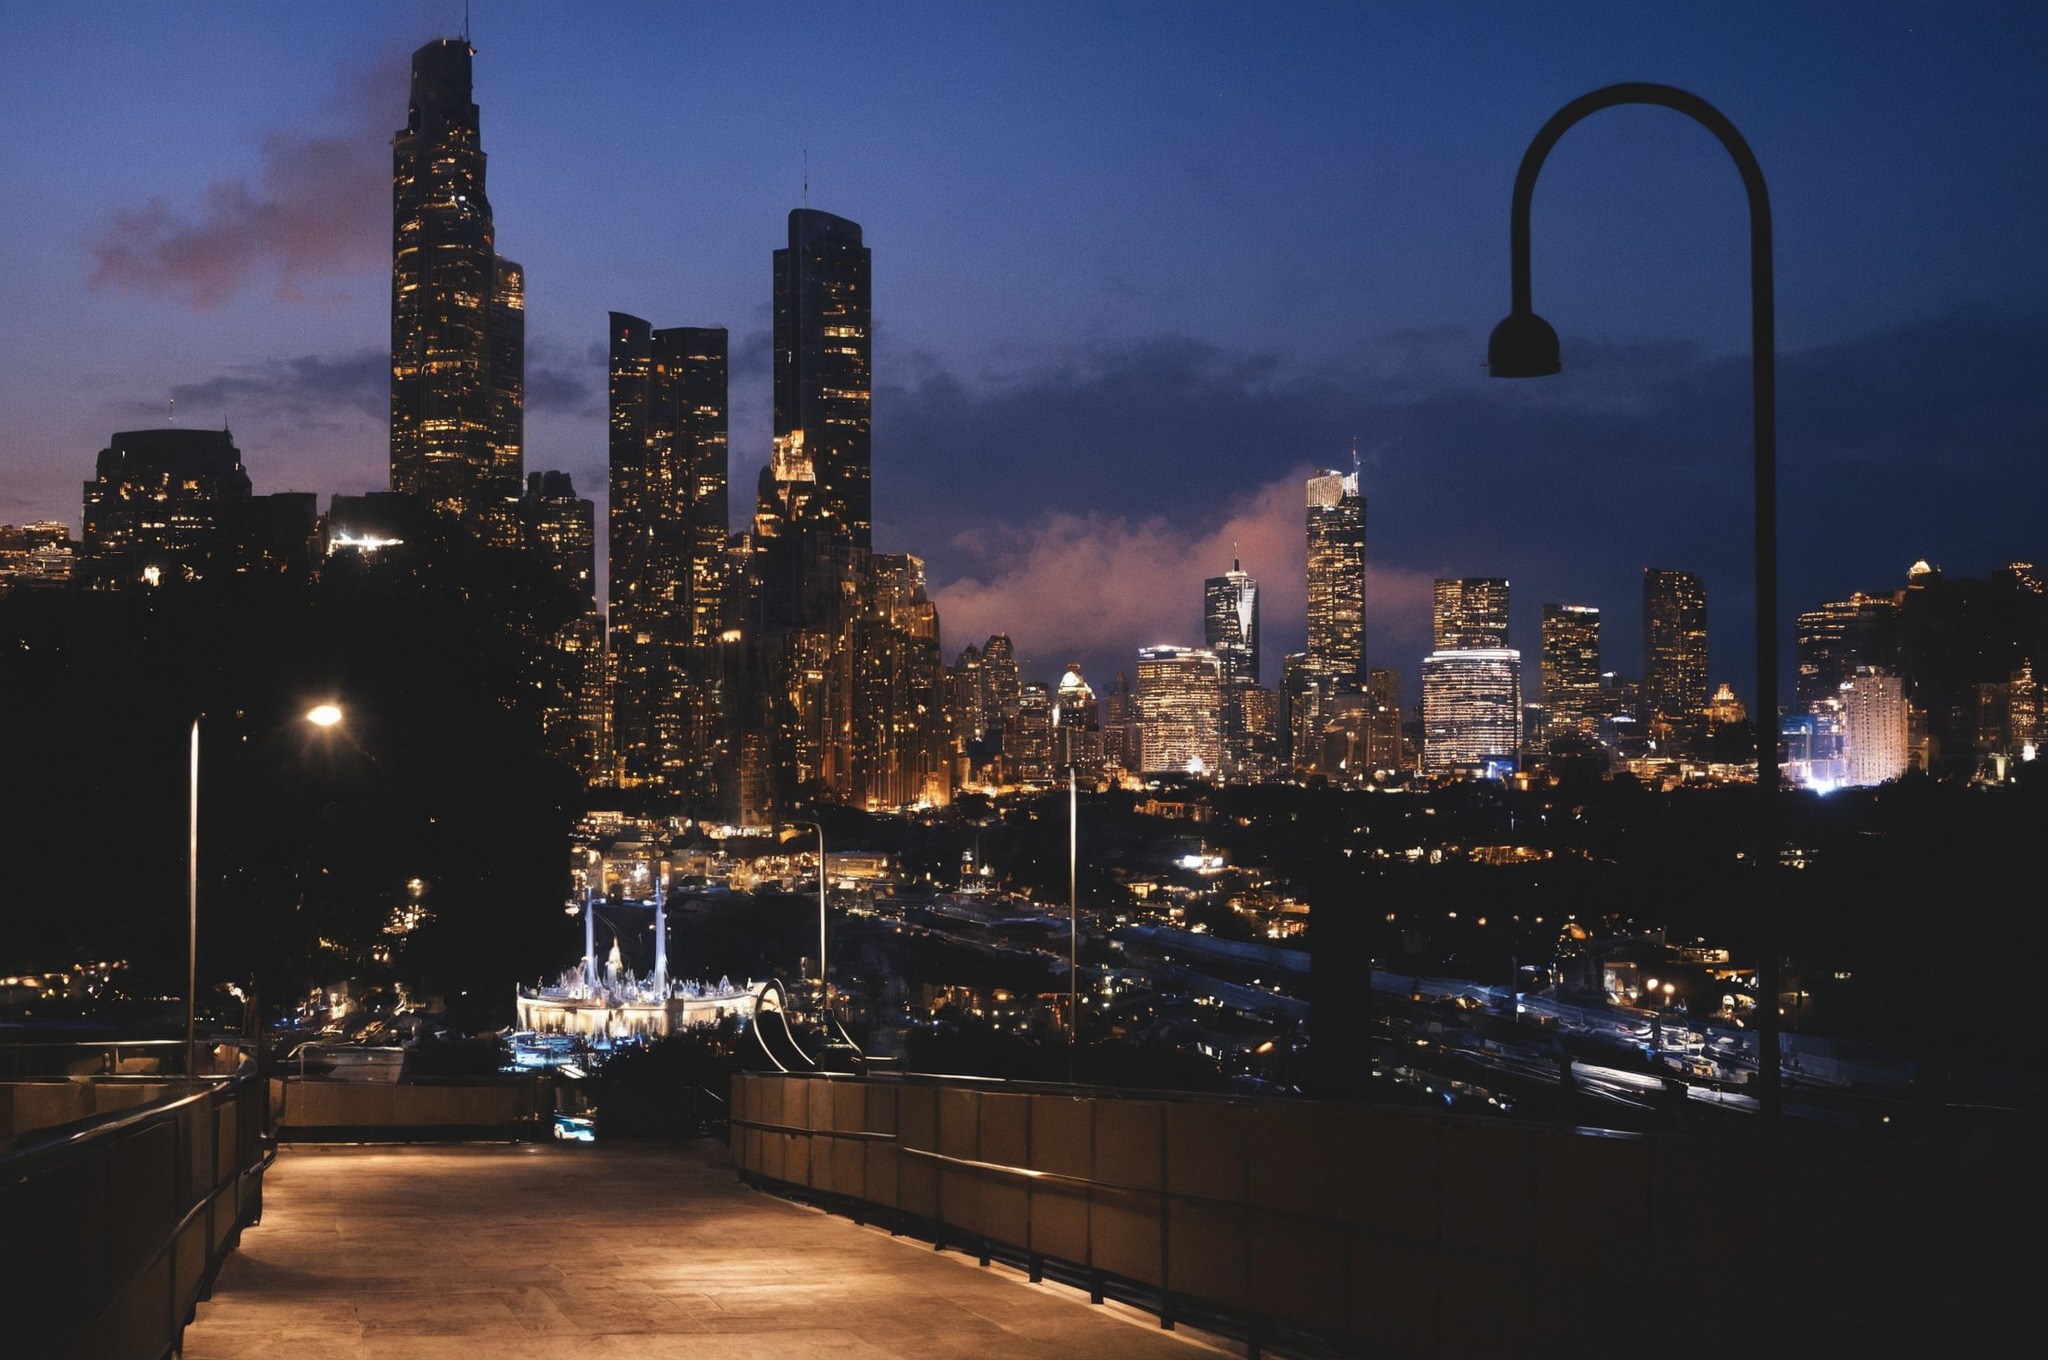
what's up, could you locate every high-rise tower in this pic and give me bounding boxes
[1304,466,1366,685]
[1643,567,1709,722]
[773,209,871,549]
[1540,603,1602,736]
[1204,558,1261,690]
[389,38,524,534]
[608,313,730,793]
[1205,558,1264,777]
[1434,578,1510,650]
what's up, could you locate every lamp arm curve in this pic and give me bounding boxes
[1507,83,1771,319]
[1504,80,1778,755]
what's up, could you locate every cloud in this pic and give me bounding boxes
[894,302,2047,706]
[168,348,385,424]
[86,57,400,310]
[527,364,597,416]
[929,470,1439,691]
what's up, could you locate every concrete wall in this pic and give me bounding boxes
[0,1079,174,1143]
[732,1072,2041,1358]
[274,1078,538,1139]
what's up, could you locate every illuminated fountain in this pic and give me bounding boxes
[515,842,764,1041]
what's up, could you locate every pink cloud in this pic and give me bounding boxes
[87,62,397,310]
[930,468,1440,685]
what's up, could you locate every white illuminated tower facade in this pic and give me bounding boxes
[1136,645,1223,776]
[1841,668,1909,785]
[1421,649,1523,775]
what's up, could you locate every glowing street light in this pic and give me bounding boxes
[188,702,346,1079]
[1486,82,1782,1137]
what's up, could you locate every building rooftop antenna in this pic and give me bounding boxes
[803,148,809,208]
[167,396,174,426]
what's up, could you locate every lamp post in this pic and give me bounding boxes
[783,819,828,1013]
[1486,82,1780,1138]
[187,702,344,1082]
[186,718,199,1081]
[1068,764,1079,1083]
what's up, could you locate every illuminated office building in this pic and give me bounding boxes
[519,471,595,600]
[1434,578,1510,650]
[1540,603,1602,736]
[1796,593,1900,715]
[389,38,524,535]
[1295,464,1365,772]
[849,554,945,808]
[1421,649,1523,775]
[1137,646,1223,776]
[1204,558,1261,774]
[1841,668,1909,786]
[1643,568,1708,722]
[608,313,730,797]
[1052,663,1103,773]
[771,208,871,553]
[608,315,729,646]
[1304,467,1366,684]
[81,428,252,588]
[1012,682,1054,784]
[1204,559,1261,689]
[1365,667,1406,772]
[1101,672,1136,772]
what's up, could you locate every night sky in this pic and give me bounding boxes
[4,2,2042,706]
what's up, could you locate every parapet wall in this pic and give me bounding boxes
[732,1072,2040,1358]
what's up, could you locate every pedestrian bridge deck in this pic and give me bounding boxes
[181,1141,1233,1360]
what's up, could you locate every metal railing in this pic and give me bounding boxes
[731,1070,2042,1359]
[0,1040,273,1360]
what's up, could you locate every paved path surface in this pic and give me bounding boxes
[183,1141,1238,1359]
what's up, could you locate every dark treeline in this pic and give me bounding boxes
[1,527,586,1020]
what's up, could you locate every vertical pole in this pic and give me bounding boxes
[583,868,597,993]
[817,825,828,1017]
[187,717,200,1081]
[654,858,668,995]
[1069,766,1078,1083]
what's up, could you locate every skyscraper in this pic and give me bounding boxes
[1540,603,1602,736]
[1796,593,1900,715]
[1840,668,1909,786]
[81,428,252,588]
[1643,568,1709,722]
[1137,645,1223,776]
[1052,664,1102,773]
[1295,464,1365,773]
[1304,466,1366,684]
[608,315,730,648]
[389,38,524,534]
[773,208,872,550]
[1203,559,1261,689]
[1434,578,1510,650]
[1421,649,1523,774]
[1204,558,1261,776]
[608,313,730,794]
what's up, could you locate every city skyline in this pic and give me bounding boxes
[3,2,2044,698]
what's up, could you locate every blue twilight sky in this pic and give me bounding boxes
[3,1,2043,706]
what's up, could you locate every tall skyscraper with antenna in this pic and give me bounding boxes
[389,37,524,537]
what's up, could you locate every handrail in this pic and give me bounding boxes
[1,1043,273,1360]
[1,1077,229,1174]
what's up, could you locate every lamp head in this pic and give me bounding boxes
[1487,310,1561,378]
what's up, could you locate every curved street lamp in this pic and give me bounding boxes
[188,702,347,1080]
[1486,83,1781,1136]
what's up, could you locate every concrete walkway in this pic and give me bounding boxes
[183,1141,1238,1360]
